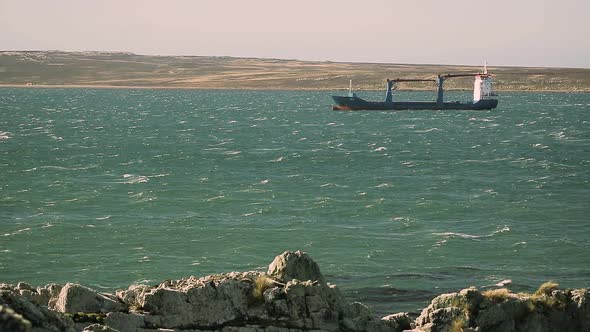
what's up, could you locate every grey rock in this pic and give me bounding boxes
[104,311,146,331]
[17,282,34,291]
[52,283,125,314]
[116,284,150,310]
[0,304,32,332]
[42,283,64,308]
[3,253,589,332]
[0,283,14,290]
[0,289,76,332]
[136,272,254,328]
[381,312,412,332]
[267,251,325,284]
[571,288,590,331]
[415,286,590,332]
[81,323,119,332]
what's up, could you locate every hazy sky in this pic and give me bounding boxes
[1,0,589,68]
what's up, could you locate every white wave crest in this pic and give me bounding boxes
[123,174,149,184]
[433,226,510,240]
[270,156,284,163]
[415,128,442,133]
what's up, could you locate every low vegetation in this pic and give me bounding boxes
[534,281,560,297]
[251,275,276,304]
[530,281,568,310]
[482,288,511,303]
[449,297,472,313]
[63,312,106,324]
[450,316,468,332]
[1,51,589,91]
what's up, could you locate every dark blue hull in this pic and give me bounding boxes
[332,96,498,111]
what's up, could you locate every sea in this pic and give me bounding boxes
[1,88,589,316]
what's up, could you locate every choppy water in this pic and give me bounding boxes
[1,88,589,315]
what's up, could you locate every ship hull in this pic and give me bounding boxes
[332,96,498,111]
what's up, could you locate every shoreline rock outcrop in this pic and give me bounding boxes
[414,283,590,332]
[0,251,588,332]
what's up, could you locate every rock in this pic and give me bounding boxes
[81,323,119,331]
[415,292,465,329]
[381,312,412,332]
[116,284,150,310]
[0,282,63,307]
[17,282,34,291]
[1,253,589,332]
[415,286,590,332]
[0,304,32,332]
[104,312,146,331]
[474,300,513,330]
[267,251,325,284]
[0,283,14,290]
[137,273,254,328]
[41,283,64,307]
[571,288,590,330]
[52,283,125,314]
[0,289,76,332]
[103,252,398,331]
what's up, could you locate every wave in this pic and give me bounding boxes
[414,128,442,133]
[23,164,99,172]
[0,131,11,140]
[206,195,225,202]
[433,226,510,240]
[3,227,32,237]
[122,174,149,184]
[374,183,392,188]
[224,150,242,155]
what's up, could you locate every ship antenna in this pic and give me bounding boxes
[484,60,488,74]
[349,79,352,94]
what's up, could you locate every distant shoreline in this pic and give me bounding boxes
[2,51,590,92]
[1,84,588,93]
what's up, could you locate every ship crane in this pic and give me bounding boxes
[385,78,436,103]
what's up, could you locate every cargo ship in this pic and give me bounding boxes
[332,65,498,111]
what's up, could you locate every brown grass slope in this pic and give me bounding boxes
[1,51,589,91]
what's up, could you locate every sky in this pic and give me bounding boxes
[1,0,589,68]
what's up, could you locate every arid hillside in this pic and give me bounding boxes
[1,51,589,91]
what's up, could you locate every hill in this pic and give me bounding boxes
[1,51,589,91]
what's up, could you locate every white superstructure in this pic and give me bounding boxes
[473,63,494,102]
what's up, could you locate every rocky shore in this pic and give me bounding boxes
[1,251,588,332]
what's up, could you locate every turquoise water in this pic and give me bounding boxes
[1,88,589,315]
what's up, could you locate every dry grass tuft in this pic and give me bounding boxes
[449,297,471,313]
[252,275,275,303]
[534,281,559,297]
[483,288,511,303]
[450,316,468,332]
[529,281,568,310]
